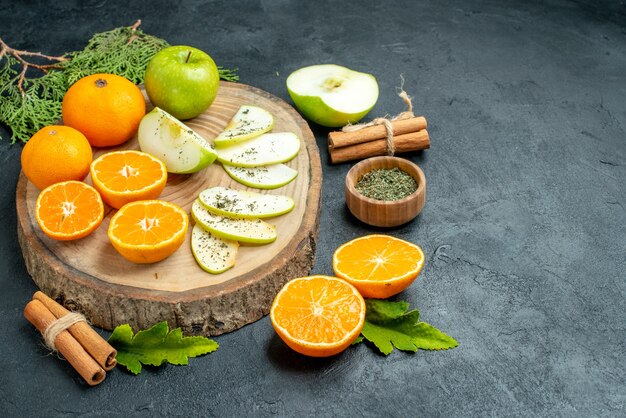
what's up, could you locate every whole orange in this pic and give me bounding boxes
[21,125,93,190]
[62,73,146,147]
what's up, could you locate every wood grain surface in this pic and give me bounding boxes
[16,81,322,336]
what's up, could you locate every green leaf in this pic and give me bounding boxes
[108,322,218,375]
[358,299,458,355]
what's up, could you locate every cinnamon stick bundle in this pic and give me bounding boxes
[33,291,117,371]
[24,292,117,386]
[328,116,430,164]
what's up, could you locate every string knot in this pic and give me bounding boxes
[43,312,87,351]
[341,76,415,156]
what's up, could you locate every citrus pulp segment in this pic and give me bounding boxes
[35,181,104,241]
[332,234,425,298]
[90,150,167,209]
[270,275,366,357]
[108,200,189,264]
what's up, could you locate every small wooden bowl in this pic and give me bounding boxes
[345,156,426,227]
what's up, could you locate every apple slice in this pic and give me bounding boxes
[286,64,379,127]
[138,107,218,174]
[222,163,298,189]
[198,186,294,219]
[214,105,274,147]
[216,132,300,168]
[191,225,238,274]
[191,200,276,244]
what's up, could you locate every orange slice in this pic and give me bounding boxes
[332,234,425,299]
[35,181,104,241]
[270,275,366,357]
[90,150,167,209]
[108,200,188,264]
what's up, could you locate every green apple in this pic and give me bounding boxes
[144,45,220,120]
[138,107,218,174]
[191,200,277,244]
[222,163,298,189]
[216,132,300,167]
[214,105,274,147]
[286,64,379,127]
[191,225,238,274]
[198,186,294,219]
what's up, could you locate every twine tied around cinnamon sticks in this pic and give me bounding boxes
[24,291,117,386]
[42,312,87,351]
[341,88,416,156]
[328,80,430,164]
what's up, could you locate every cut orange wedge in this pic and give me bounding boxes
[270,275,366,357]
[35,181,104,241]
[108,200,188,264]
[90,150,167,209]
[332,234,425,298]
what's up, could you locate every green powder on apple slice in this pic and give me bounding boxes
[222,163,298,189]
[216,132,301,167]
[191,225,239,274]
[191,200,277,244]
[214,105,274,147]
[198,186,294,219]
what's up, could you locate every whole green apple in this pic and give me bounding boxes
[145,45,220,120]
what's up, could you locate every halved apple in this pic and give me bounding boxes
[222,163,298,189]
[214,105,274,147]
[191,225,238,274]
[198,186,294,219]
[191,200,276,244]
[286,64,379,127]
[138,107,218,174]
[216,132,300,167]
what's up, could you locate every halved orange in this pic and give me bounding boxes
[270,275,366,357]
[108,200,188,264]
[332,234,425,299]
[35,180,104,241]
[90,150,167,209]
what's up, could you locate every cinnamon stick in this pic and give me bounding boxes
[24,300,106,386]
[329,116,427,150]
[33,291,117,371]
[330,130,430,164]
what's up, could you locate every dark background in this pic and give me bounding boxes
[1,0,625,416]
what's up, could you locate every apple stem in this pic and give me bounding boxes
[185,50,192,63]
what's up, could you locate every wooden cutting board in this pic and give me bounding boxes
[16,81,322,336]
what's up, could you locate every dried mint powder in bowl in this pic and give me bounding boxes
[355,167,417,201]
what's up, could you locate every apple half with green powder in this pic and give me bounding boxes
[138,107,218,174]
[286,64,379,127]
[144,45,220,120]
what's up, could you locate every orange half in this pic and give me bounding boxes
[35,181,104,241]
[108,200,188,264]
[90,150,167,209]
[332,234,425,298]
[270,275,366,357]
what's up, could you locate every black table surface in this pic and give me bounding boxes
[1,1,625,416]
